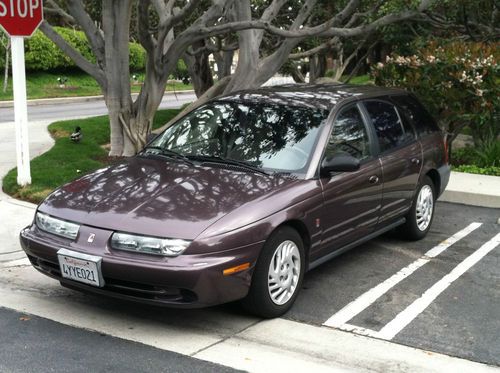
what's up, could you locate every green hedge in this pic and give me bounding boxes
[0,27,146,71]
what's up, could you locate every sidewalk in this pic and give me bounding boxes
[0,89,195,108]
[0,119,53,264]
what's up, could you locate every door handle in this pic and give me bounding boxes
[369,175,379,184]
[411,158,420,165]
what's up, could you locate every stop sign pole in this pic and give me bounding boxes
[0,0,44,186]
[11,36,31,185]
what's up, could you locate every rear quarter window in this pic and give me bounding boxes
[391,95,440,137]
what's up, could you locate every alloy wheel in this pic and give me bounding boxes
[267,240,301,305]
[416,185,434,231]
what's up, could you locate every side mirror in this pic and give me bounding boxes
[321,153,360,175]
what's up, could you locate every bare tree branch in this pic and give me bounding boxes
[333,0,361,26]
[188,6,430,40]
[260,0,288,22]
[423,12,500,40]
[66,0,105,66]
[343,40,378,83]
[289,38,339,59]
[165,0,204,32]
[258,0,318,85]
[186,40,238,56]
[137,0,157,54]
[44,0,75,23]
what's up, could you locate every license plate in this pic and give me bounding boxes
[57,249,104,287]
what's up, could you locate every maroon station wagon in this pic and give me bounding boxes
[20,84,450,318]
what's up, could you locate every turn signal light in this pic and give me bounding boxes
[223,262,250,276]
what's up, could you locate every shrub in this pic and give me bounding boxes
[0,27,146,72]
[55,27,96,66]
[473,139,500,167]
[325,69,335,78]
[129,42,146,71]
[3,27,96,71]
[23,30,66,70]
[171,59,190,84]
[450,139,500,176]
[372,40,499,146]
[453,164,500,177]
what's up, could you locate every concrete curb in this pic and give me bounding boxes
[440,171,500,208]
[0,189,37,210]
[0,90,195,108]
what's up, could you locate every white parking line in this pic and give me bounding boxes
[323,222,482,328]
[376,232,500,340]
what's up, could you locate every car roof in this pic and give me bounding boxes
[216,83,407,111]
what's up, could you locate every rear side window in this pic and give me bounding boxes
[391,95,440,136]
[363,101,410,152]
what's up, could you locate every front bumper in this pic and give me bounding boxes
[20,225,263,308]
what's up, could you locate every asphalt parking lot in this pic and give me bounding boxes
[286,201,500,366]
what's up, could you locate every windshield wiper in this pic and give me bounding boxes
[186,154,269,176]
[141,146,193,165]
[271,171,297,179]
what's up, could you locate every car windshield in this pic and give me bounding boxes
[148,101,328,175]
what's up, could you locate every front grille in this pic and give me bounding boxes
[28,254,197,303]
[28,254,61,277]
[104,278,196,302]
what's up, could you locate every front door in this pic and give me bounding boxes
[317,103,382,260]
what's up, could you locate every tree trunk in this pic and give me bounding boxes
[3,39,9,93]
[310,54,327,83]
[290,63,306,83]
[184,41,214,97]
[131,65,168,149]
[155,75,232,134]
[213,49,234,80]
[102,0,134,156]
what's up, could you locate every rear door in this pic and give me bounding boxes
[361,99,422,226]
[317,103,382,258]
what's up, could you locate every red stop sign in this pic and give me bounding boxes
[0,0,43,37]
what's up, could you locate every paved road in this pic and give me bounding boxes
[0,307,239,373]
[0,93,196,123]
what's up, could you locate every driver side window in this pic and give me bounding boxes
[325,105,370,160]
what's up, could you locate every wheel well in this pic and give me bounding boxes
[426,169,441,195]
[278,220,311,264]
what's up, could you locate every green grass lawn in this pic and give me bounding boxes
[2,108,182,203]
[0,71,193,101]
[347,74,373,85]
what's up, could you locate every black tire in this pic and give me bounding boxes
[241,226,305,318]
[399,175,436,241]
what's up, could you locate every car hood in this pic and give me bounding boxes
[38,156,296,240]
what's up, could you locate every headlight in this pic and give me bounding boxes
[35,212,80,240]
[110,232,191,257]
